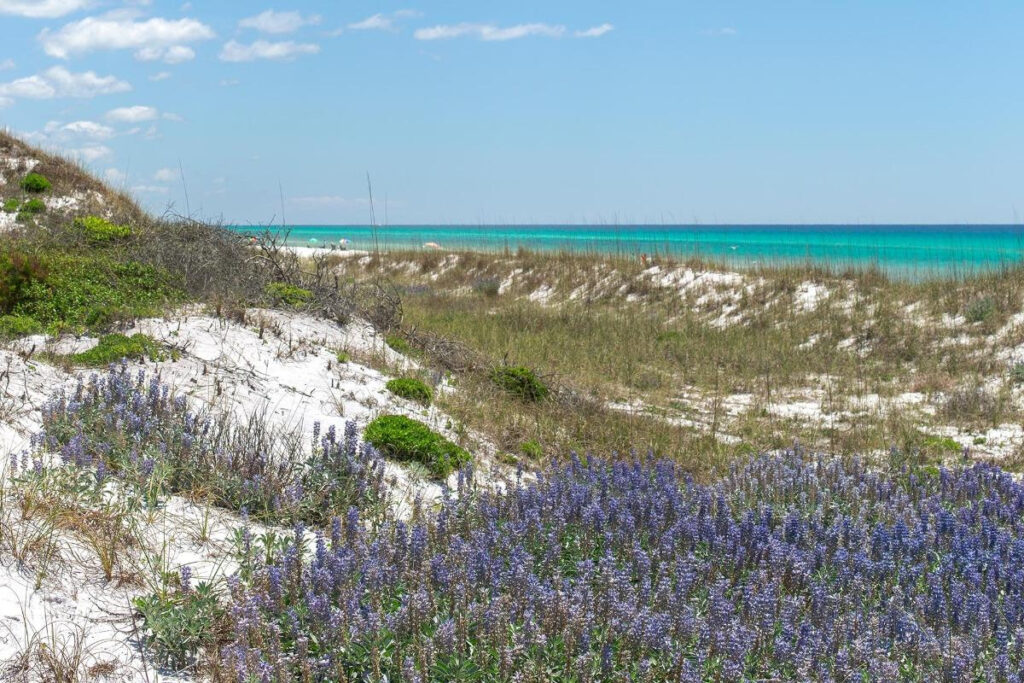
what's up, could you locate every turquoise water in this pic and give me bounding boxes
[230,225,1024,277]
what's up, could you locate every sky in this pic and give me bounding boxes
[0,1,1022,225]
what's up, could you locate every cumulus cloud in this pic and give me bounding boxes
[60,120,115,139]
[0,66,130,100]
[219,39,319,62]
[0,59,14,71]
[0,0,89,18]
[239,10,320,34]
[575,23,613,38]
[39,15,215,60]
[414,22,566,41]
[348,10,420,32]
[149,71,172,82]
[154,168,176,182]
[106,105,157,122]
[104,167,127,183]
[132,184,168,194]
[70,145,112,162]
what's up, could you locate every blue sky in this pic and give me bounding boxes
[1,1,1022,225]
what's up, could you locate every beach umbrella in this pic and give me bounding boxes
[423,241,442,250]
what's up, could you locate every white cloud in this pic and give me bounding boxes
[149,71,172,82]
[0,0,89,18]
[104,167,126,183]
[132,184,168,193]
[575,23,613,38]
[218,78,240,87]
[239,10,320,34]
[0,97,11,108]
[70,145,112,162]
[162,112,183,122]
[61,120,114,139]
[414,22,566,41]
[702,27,737,36]
[136,44,195,64]
[40,15,215,59]
[0,66,130,100]
[0,59,14,71]
[106,105,157,122]
[154,167,176,182]
[219,39,319,62]
[348,10,420,32]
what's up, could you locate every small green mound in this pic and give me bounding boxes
[75,215,132,243]
[921,434,961,455]
[18,198,45,218]
[520,439,542,459]
[336,351,349,364]
[72,333,164,366]
[0,313,42,337]
[364,414,470,478]
[385,334,413,355]
[265,281,312,307]
[491,365,548,402]
[20,173,51,193]
[2,199,19,213]
[386,377,433,406]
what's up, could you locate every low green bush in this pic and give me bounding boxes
[385,334,413,355]
[75,215,132,243]
[965,297,996,323]
[20,173,51,193]
[134,578,222,670]
[521,439,543,459]
[364,414,470,478]
[265,281,312,307]
[386,377,433,405]
[491,365,549,401]
[0,313,42,337]
[1,250,180,332]
[1,198,19,213]
[336,351,349,363]
[18,198,45,216]
[71,333,164,366]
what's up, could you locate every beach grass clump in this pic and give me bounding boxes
[386,377,433,406]
[17,198,45,218]
[2,198,19,213]
[32,365,388,523]
[336,351,349,364]
[364,414,469,478]
[385,333,413,355]
[491,365,548,401]
[965,296,996,323]
[20,173,51,193]
[75,215,132,244]
[220,450,1024,681]
[71,333,164,366]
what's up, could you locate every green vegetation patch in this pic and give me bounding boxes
[265,281,312,307]
[491,365,549,401]
[1,249,181,332]
[72,333,164,366]
[336,351,349,363]
[385,333,413,355]
[75,215,132,243]
[520,439,543,459]
[386,377,433,406]
[0,313,42,337]
[364,414,470,478]
[2,198,19,213]
[20,173,51,193]
[18,198,45,217]
[965,297,996,323]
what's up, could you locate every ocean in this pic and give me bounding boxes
[229,224,1024,277]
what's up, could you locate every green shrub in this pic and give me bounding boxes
[386,377,433,406]
[71,333,164,366]
[364,414,470,478]
[19,198,45,215]
[491,365,549,401]
[75,215,132,243]
[134,580,222,670]
[0,313,42,337]
[1,198,19,213]
[385,334,413,355]
[520,439,542,459]
[20,173,51,193]
[1,250,181,331]
[921,434,961,454]
[336,351,349,363]
[1012,363,1024,384]
[265,281,312,307]
[965,297,996,323]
